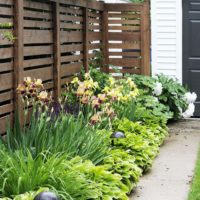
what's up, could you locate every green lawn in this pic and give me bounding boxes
[188,147,200,200]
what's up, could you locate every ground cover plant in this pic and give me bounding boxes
[0,68,196,200]
[188,147,200,200]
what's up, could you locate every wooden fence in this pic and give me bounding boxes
[0,0,150,134]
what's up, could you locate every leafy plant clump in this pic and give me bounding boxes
[0,67,194,200]
[129,74,197,120]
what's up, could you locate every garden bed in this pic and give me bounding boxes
[0,68,197,200]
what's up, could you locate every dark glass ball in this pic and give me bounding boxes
[34,192,59,200]
[110,131,125,138]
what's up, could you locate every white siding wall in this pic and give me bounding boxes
[151,0,183,83]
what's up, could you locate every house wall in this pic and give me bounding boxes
[151,0,183,83]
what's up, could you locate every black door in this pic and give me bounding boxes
[183,0,200,116]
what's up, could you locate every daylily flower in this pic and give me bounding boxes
[85,90,93,97]
[108,77,115,85]
[71,77,79,84]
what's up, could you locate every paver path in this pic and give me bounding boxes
[130,119,200,200]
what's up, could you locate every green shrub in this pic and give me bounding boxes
[129,74,189,120]
[111,118,167,171]
[103,149,142,192]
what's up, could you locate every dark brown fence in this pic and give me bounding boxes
[0,0,150,134]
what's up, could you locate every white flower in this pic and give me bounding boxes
[184,92,197,104]
[153,82,163,96]
[153,97,159,102]
[182,103,195,118]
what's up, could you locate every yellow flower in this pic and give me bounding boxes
[93,81,99,88]
[129,89,139,98]
[103,86,110,93]
[71,77,79,84]
[84,73,90,79]
[17,84,26,94]
[98,94,107,103]
[84,80,93,89]
[77,86,85,97]
[81,96,89,104]
[90,114,101,125]
[92,97,100,108]
[127,77,132,83]
[35,79,43,87]
[129,81,136,89]
[24,77,32,85]
[108,77,115,85]
[107,89,117,99]
[38,91,48,100]
[85,90,93,97]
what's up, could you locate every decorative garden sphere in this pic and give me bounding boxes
[110,131,125,139]
[34,192,59,200]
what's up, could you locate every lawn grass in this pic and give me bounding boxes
[188,147,200,200]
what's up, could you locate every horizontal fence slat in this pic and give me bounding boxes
[109,68,141,74]
[0,91,13,103]
[109,43,141,50]
[0,73,13,91]
[61,54,83,63]
[24,67,53,81]
[24,57,54,69]
[108,20,140,25]
[108,26,140,31]
[0,103,13,116]
[0,62,13,73]
[24,1,52,11]
[61,44,83,53]
[108,32,140,41]
[24,30,53,44]
[105,4,143,12]
[24,45,53,56]
[109,58,141,67]
[61,62,83,76]
[61,31,83,43]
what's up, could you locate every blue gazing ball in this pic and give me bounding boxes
[34,192,59,200]
[110,131,125,138]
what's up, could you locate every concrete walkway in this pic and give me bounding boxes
[130,119,200,200]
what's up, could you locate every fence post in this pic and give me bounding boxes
[83,5,89,72]
[13,0,24,122]
[102,10,109,73]
[52,1,61,99]
[140,1,151,76]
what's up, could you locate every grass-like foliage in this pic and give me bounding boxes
[3,111,107,165]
